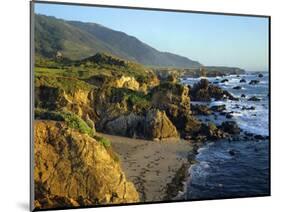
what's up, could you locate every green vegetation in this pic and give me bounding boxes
[94,135,111,148]
[35,109,114,148]
[35,75,93,94]
[111,87,152,110]
[35,14,201,68]
[35,52,155,86]
[35,109,94,137]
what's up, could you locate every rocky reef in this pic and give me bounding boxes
[190,79,238,101]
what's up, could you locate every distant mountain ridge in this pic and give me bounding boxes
[35,14,202,68]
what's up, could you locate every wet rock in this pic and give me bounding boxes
[242,106,255,110]
[200,122,226,140]
[228,149,235,156]
[234,104,240,109]
[191,104,212,115]
[190,79,238,101]
[240,79,246,83]
[220,121,240,135]
[249,80,260,85]
[210,104,226,112]
[241,94,246,98]
[225,113,233,119]
[233,86,242,90]
[221,79,229,83]
[248,96,261,101]
[258,73,264,78]
[254,134,268,140]
[245,132,254,137]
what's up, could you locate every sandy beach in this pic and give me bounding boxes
[99,133,194,202]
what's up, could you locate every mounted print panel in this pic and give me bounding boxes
[30,1,270,211]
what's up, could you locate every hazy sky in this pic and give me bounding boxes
[35,3,269,71]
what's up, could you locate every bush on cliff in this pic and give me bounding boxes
[110,87,152,111]
[35,109,94,137]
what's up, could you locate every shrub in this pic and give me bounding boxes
[62,112,94,137]
[34,109,94,137]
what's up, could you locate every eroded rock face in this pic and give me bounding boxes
[115,76,140,91]
[34,121,139,210]
[35,84,97,122]
[102,110,179,140]
[103,113,144,137]
[151,82,191,119]
[144,110,179,140]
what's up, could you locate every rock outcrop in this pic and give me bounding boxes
[102,110,179,140]
[191,104,212,115]
[219,121,240,135]
[190,79,238,101]
[35,76,97,122]
[151,82,191,119]
[249,80,260,85]
[34,121,139,210]
[143,110,179,140]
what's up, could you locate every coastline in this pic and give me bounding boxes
[99,133,194,202]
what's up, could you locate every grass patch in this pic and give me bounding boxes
[35,75,93,94]
[35,53,156,85]
[111,87,151,110]
[93,135,111,148]
[35,108,94,137]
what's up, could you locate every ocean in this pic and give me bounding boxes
[181,72,270,200]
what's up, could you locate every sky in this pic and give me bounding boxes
[34,2,269,71]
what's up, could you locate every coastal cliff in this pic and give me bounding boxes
[34,120,139,210]
[34,52,249,208]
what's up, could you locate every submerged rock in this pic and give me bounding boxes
[249,80,260,85]
[34,121,139,210]
[210,104,226,112]
[225,113,233,119]
[242,106,255,110]
[233,86,242,90]
[240,79,246,83]
[221,79,229,83]
[248,96,261,101]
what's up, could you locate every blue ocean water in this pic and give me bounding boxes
[181,72,270,199]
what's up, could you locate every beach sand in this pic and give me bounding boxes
[99,133,193,202]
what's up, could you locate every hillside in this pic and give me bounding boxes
[35,14,201,68]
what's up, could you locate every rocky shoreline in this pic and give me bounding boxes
[34,53,267,209]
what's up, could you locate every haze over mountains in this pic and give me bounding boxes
[35,14,202,68]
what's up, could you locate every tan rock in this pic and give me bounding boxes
[34,120,139,210]
[144,109,179,140]
[115,76,140,91]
